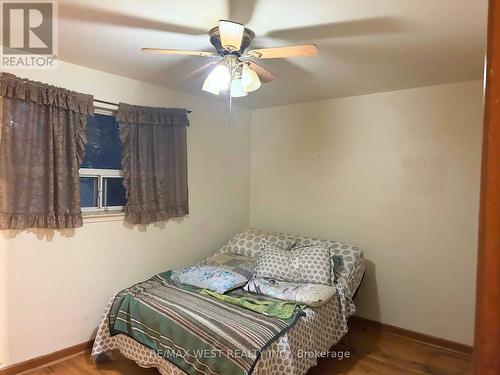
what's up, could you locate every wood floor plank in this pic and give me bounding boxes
[23,320,472,375]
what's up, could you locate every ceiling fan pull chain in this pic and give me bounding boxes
[227,57,234,126]
[228,94,233,126]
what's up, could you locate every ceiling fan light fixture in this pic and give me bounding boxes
[202,64,231,95]
[241,64,261,92]
[219,20,245,51]
[202,77,220,95]
[230,79,248,98]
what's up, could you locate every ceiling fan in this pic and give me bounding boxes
[60,1,409,103]
[141,20,319,98]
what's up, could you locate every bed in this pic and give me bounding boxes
[91,228,365,375]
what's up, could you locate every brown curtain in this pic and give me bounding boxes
[0,73,93,229]
[117,103,189,225]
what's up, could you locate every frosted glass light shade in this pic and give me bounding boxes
[202,64,231,95]
[202,77,220,95]
[230,79,248,97]
[241,65,261,92]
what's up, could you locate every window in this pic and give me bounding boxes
[79,112,126,212]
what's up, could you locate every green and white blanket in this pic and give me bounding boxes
[109,271,305,375]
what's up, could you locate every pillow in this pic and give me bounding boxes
[176,265,248,294]
[256,241,331,285]
[200,253,256,279]
[244,277,336,307]
[290,234,364,296]
[214,228,365,299]
[290,242,344,285]
[221,228,297,258]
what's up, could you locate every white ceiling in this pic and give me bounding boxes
[58,0,488,109]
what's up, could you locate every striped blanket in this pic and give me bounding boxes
[108,271,304,375]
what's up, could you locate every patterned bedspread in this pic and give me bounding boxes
[92,278,355,375]
[106,271,305,375]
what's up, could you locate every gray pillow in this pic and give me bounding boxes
[290,243,344,285]
[222,228,297,258]
[200,253,256,279]
[256,241,331,285]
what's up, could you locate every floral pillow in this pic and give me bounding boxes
[176,265,249,294]
[256,241,331,285]
[244,277,336,307]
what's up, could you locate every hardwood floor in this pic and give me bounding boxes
[23,320,472,375]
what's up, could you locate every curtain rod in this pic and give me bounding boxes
[94,99,192,113]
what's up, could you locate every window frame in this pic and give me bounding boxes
[79,106,126,214]
[79,168,125,213]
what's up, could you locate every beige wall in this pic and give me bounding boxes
[250,81,483,345]
[0,62,251,367]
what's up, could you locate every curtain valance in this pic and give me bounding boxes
[0,72,94,115]
[116,103,189,126]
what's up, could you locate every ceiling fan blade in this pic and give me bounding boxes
[228,0,257,24]
[59,3,207,35]
[246,61,277,83]
[184,61,219,79]
[264,17,411,40]
[219,20,245,51]
[141,48,216,57]
[245,44,318,59]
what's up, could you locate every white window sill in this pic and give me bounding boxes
[83,211,125,223]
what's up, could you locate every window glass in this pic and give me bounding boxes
[81,114,122,169]
[104,177,126,207]
[80,177,98,208]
